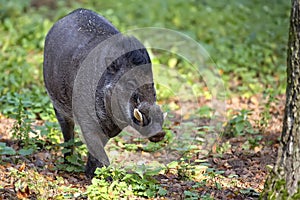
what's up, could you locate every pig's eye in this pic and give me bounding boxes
[136,96,141,104]
[132,93,140,103]
[126,80,136,90]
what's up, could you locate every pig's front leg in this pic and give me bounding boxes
[79,124,110,178]
[85,152,105,178]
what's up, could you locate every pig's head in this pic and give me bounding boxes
[129,84,165,142]
[98,35,165,142]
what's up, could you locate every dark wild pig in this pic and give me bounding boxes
[43,8,165,178]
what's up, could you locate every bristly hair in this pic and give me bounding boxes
[119,36,151,66]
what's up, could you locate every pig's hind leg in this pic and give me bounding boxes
[54,108,75,158]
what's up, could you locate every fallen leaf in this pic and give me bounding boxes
[16,185,30,199]
[254,146,262,153]
[18,163,26,172]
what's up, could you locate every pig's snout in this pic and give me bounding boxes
[148,131,166,142]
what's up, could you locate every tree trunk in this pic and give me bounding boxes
[262,0,300,198]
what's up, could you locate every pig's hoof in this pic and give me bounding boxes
[85,154,104,179]
[148,131,166,142]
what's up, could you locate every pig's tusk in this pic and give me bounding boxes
[134,108,143,123]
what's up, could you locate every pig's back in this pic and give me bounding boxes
[43,8,119,117]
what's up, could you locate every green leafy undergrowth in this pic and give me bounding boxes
[86,158,256,199]
[86,164,166,199]
[222,109,265,150]
[83,0,289,96]
[87,160,206,199]
[55,139,86,173]
[0,0,290,117]
[1,98,59,157]
[0,142,16,156]
[4,166,85,199]
[223,109,256,137]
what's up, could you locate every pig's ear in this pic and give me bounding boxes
[105,57,120,74]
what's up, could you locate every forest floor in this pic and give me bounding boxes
[0,94,284,199]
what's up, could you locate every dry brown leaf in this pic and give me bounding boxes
[18,163,26,172]
[254,146,262,153]
[211,143,217,154]
[16,185,30,199]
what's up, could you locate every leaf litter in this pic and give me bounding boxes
[0,94,284,199]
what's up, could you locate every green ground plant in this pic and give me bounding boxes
[86,165,166,199]
[224,109,255,137]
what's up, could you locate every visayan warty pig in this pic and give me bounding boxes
[43,8,165,178]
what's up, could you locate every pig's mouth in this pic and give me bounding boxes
[148,131,165,142]
[131,106,165,142]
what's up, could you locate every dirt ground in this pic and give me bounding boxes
[0,94,284,199]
